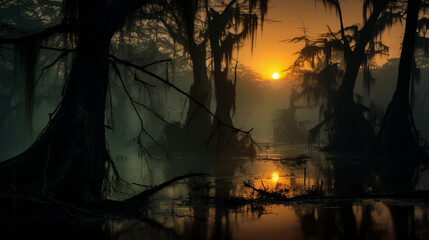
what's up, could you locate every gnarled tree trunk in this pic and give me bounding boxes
[0,2,114,204]
[328,0,389,152]
[185,42,212,139]
[380,0,421,156]
[0,0,155,204]
[209,29,237,151]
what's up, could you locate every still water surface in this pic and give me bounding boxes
[105,144,429,239]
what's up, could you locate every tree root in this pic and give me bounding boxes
[0,172,210,222]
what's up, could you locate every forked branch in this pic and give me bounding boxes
[110,54,254,135]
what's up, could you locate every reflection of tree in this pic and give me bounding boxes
[191,207,210,239]
[178,198,210,240]
[166,155,245,240]
[294,203,388,240]
[300,151,422,239]
[359,205,382,239]
[212,157,239,240]
[389,206,416,240]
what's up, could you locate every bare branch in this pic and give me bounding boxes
[141,59,172,69]
[326,25,341,42]
[35,49,72,87]
[110,54,253,134]
[111,61,170,159]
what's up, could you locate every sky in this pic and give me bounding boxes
[238,0,405,80]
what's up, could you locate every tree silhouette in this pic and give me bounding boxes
[158,0,213,146]
[285,22,388,148]
[207,0,267,152]
[0,0,161,204]
[379,0,423,156]
[312,0,389,152]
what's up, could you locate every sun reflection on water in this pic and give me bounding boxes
[272,172,280,183]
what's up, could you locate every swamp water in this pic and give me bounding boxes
[104,144,429,240]
[4,144,429,239]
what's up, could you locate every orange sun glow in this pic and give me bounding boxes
[272,72,279,79]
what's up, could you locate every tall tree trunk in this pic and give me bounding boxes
[0,3,113,203]
[213,70,235,127]
[380,0,421,155]
[210,36,236,150]
[329,0,389,152]
[0,0,153,205]
[206,6,240,153]
[209,31,235,128]
[185,42,212,137]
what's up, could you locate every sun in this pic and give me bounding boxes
[272,72,279,80]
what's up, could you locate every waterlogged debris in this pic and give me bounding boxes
[243,181,288,199]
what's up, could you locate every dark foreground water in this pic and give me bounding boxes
[105,201,429,240]
[3,144,429,239]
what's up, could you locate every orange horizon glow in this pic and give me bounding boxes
[259,60,288,80]
[237,0,402,79]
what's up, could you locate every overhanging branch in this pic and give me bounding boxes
[110,54,253,135]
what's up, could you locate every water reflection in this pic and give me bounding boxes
[6,144,427,239]
[104,202,429,240]
[271,172,279,183]
[100,144,429,239]
[1,145,429,240]
[3,202,429,239]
